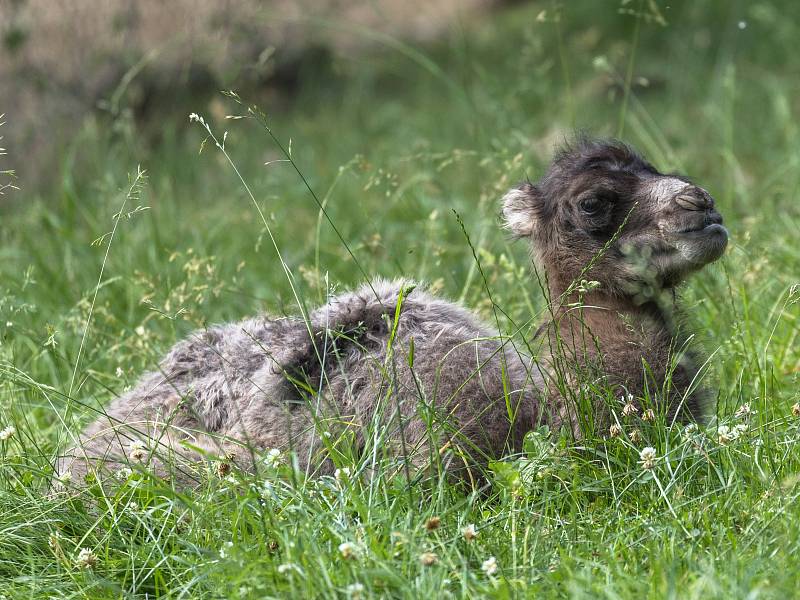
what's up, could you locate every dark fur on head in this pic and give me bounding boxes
[503,137,727,301]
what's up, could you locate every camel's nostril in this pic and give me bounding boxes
[674,187,714,212]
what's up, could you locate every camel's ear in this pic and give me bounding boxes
[502,182,541,238]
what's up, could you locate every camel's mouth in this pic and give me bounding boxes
[674,223,728,237]
[669,222,729,266]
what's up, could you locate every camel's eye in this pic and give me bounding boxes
[579,196,608,215]
[579,190,617,217]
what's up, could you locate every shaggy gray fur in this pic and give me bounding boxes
[60,280,544,485]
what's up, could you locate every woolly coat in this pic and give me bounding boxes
[60,280,544,484]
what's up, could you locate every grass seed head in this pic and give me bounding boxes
[425,516,441,531]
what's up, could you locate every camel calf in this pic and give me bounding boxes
[59,138,728,486]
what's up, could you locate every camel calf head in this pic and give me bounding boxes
[502,138,728,301]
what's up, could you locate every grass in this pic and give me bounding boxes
[2,1,800,597]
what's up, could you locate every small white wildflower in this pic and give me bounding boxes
[277,563,298,575]
[792,403,800,418]
[738,20,747,29]
[641,409,656,422]
[115,367,124,378]
[339,542,357,560]
[419,552,438,566]
[116,466,133,480]
[128,439,147,462]
[75,548,97,569]
[481,556,498,576]
[264,448,282,468]
[219,541,233,559]
[683,423,699,437]
[5,321,12,327]
[717,425,733,445]
[0,425,16,441]
[734,423,748,437]
[346,582,365,598]
[335,467,352,482]
[58,470,72,485]
[462,524,478,541]
[639,446,657,470]
[734,403,753,419]
[609,423,622,438]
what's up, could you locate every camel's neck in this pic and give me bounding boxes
[555,289,677,340]
[540,287,684,386]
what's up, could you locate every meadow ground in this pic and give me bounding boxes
[1,2,800,598]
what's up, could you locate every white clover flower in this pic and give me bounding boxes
[629,429,643,444]
[419,552,438,566]
[482,556,498,576]
[115,367,124,378]
[641,409,656,422]
[219,541,233,559]
[116,466,133,480]
[683,423,699,437]
[0,425,16,441]
[339,542,357,560]
[792,403,800,418]
[75,548,97,569]
[335,467,352,482]
[462,524,478,541]
[639,446,657,470]
[734,403,753,419]
[346,583,365,598]
[609,424,622,438]
[128,439,147,462]
[277,563,299,575]
[734,423,748,436]
[264,448,282,468]
[717,425,733,445]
